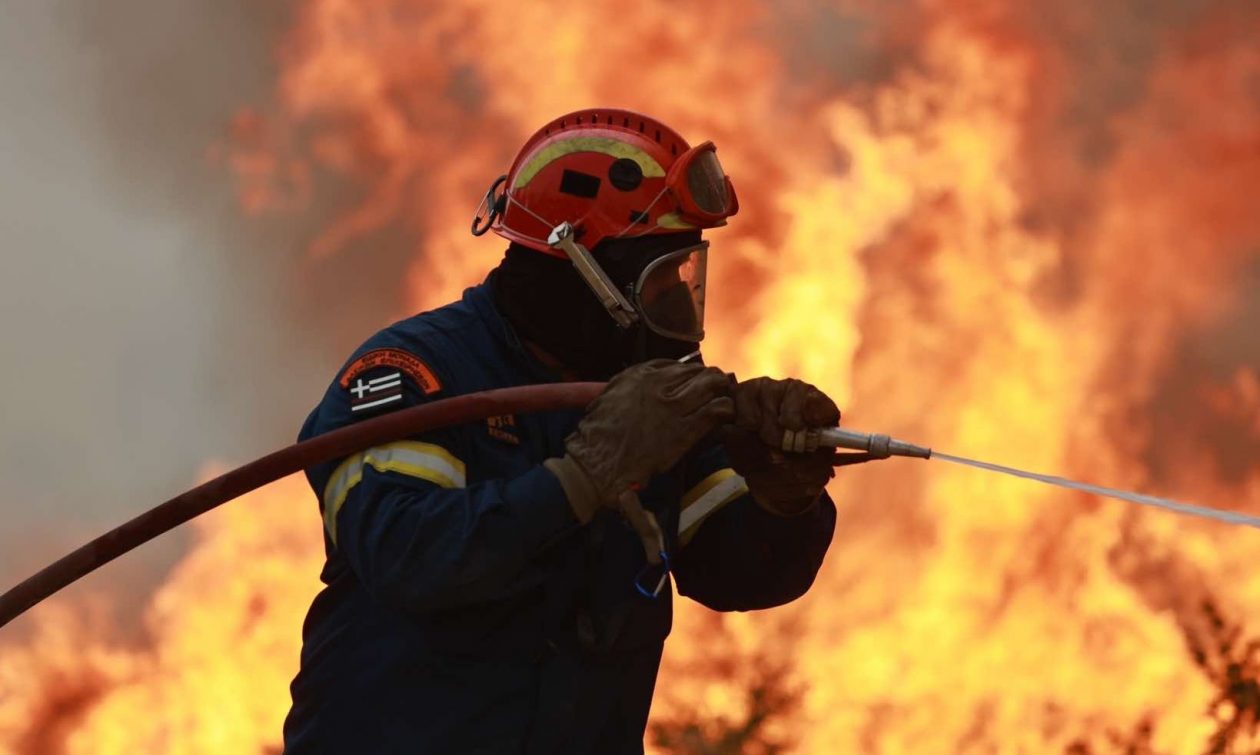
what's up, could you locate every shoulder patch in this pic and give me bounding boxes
[339,348,443,401]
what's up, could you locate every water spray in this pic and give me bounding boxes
[807,426,1260,530]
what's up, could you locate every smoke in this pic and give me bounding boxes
[0,1,377,629]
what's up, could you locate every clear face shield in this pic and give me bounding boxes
[631,241,709,343]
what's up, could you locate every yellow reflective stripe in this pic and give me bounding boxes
[681,468,736,509]
[678,468,749,544]
[513,136,666,190]
[322,441,467,545]
[654,211,698,230]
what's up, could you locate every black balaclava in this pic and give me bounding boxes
[491,231,703,380]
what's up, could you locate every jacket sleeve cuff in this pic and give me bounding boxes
[748,488,823,518]
[542,455,602,523]
[745,489,836,547]
[503,463,581,547]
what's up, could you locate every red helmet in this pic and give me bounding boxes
[473,108,739,256]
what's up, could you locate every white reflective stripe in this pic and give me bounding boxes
[351,393,404,412]
[322,441,467,545]
[677,469,749,537]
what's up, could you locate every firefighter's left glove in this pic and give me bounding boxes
[545,359,736,524]
[722,377,840,517]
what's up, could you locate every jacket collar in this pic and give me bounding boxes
[463,276,566,384]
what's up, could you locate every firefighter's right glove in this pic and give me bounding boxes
[545,359,735,525]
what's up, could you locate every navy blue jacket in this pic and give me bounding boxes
[283,281,835,754]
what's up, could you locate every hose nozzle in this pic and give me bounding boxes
[807,427,932,459]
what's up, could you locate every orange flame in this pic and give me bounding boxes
[3,2,1260,753]
[0,473,323,753]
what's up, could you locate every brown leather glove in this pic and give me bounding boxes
[721,377,840,517]
[545,359,736,525]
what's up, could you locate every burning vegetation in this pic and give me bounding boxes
[3,0,1260,752]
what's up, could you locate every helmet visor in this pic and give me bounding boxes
[633,242,708,342]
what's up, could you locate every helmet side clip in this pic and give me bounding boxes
[471,174,508,237]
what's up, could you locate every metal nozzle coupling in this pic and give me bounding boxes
[785,428,932,459]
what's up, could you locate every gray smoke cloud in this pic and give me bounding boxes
[0,0,393,627]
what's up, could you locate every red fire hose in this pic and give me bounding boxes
[0,383,604,630]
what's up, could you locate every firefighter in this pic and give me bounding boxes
[283,109,840,754]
